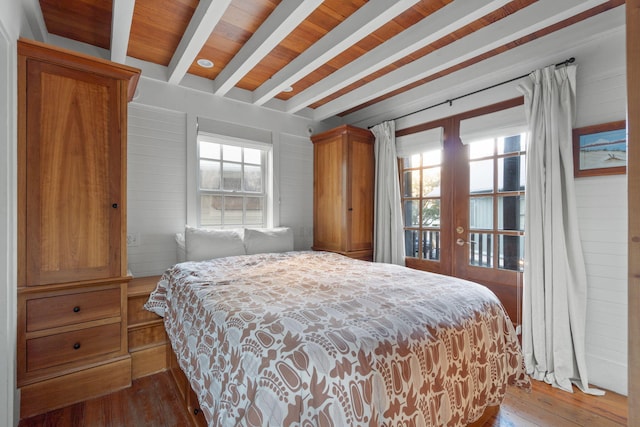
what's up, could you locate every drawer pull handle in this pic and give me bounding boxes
[73,306,80,313]
[73,343,81,350]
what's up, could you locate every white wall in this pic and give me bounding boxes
[127,104,188,277]
[576,176,628,394]
[0,2,24,425]
[127,77,330,277]
[573,27,628,396]
[390,28,629,395]
[279,133,315,250]
[0,25,17,427]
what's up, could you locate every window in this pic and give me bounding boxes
[197,134,269,228]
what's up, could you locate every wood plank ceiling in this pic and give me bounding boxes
[32,0,625,123]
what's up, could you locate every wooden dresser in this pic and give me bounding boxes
[311,125,375,261]
[16,39,140,418]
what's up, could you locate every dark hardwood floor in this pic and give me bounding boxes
[470,380,627,427]
[19,371,627,426]
[18,372,190,427]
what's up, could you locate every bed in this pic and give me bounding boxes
[145,250,529,426]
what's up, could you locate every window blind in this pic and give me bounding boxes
[459,106,527,145]
[396,126,443,157]
[197,117,272,148]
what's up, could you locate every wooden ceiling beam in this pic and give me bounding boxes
[167,0,232,85]
[284,0,513,115]
[251,0,421,106]
[213,0,323,96]
[110,0,135,64]
[344,7,624,127]
[313,0,611,121]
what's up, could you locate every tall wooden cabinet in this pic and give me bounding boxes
[311,125,375,260]
[17,39,140,418]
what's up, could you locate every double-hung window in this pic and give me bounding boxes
[197,133,269,228]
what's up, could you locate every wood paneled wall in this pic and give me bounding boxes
[126,101,319,277]
[627,0,640,424]
[575,177,627,392]
[127,104,187,277]
[278,133,315,251]
[567,53,628,392]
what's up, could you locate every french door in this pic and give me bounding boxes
[400,100,525,321]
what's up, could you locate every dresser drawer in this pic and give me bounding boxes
[128,293,161,325]
[26,288,121,332]
[128,321,167,351]
[26,323,121,372]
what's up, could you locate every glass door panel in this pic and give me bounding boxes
[401,149,443,266]
[455,133,526,285]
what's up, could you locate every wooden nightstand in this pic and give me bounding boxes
[127,275,169,379]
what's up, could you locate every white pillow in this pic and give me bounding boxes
[184,226,246,262]
[175,232,186,263]
[244,227,294,255]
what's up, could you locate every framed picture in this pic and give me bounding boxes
[573,120,627,177]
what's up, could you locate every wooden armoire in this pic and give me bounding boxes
[311,125,375,261]
[16,39,140,418]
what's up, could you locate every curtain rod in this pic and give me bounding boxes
[368,57,575,129]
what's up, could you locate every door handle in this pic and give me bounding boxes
[456,238,466,246]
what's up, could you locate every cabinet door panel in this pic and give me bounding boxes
[313,139,346,251]
[347,138,374,252]
[25,60,122,285]
[312,125,374,258]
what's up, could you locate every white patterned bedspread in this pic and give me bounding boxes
[145,251,529,426]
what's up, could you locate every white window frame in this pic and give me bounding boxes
[196,133,271,228]
[187,116,277,229]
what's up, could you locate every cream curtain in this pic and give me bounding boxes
[371,121,405,265]
[519,64,602,395]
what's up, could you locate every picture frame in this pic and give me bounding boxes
[573,120,627,177]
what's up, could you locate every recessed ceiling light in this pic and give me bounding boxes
[197,58,214,68]
[282,86,293,93]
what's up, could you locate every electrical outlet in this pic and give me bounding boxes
[127,233,140,247]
